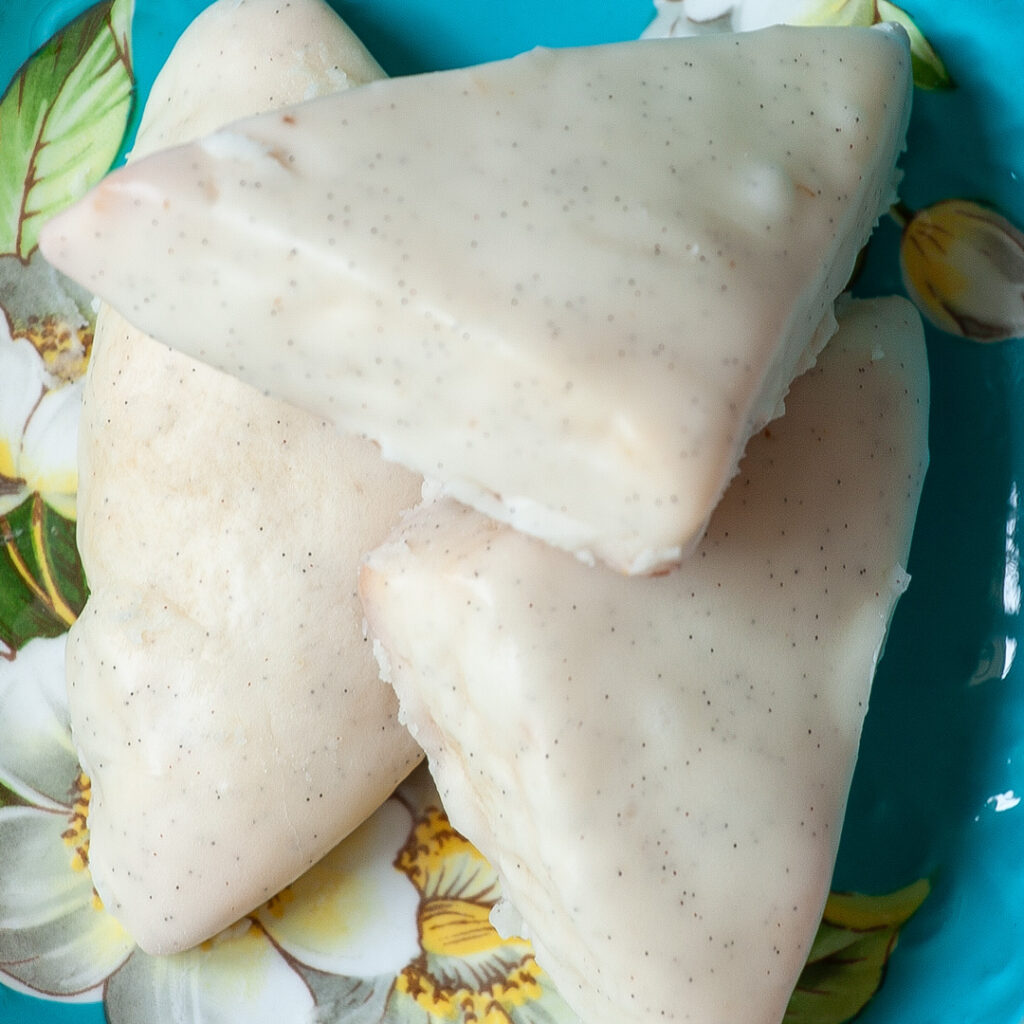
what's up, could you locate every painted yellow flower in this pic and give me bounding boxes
[384,792,578,1024]
[17,312,92,384]
[0,650,565,1024]
[898,199,1024,342]
[0,250,96,384]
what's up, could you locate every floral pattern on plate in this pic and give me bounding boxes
[645,0,1024,347]
[4,0,989,1021]
[0,637,927,1024]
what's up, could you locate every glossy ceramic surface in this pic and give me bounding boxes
[2,1,1023,1022]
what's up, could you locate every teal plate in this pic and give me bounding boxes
[1,1,1023,1022]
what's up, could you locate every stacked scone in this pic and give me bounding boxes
[63,0,422,956]
[41,4,928,1023]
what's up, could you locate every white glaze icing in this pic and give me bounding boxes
[360,297,930,1024]
[41,25,912,574]
[65,0,421,955]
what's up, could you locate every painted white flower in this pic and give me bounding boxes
[0,636,134,997]
[644,0,872,38]
[0,314,82,521]
[643,0,732,38]
[0,634,421,1020]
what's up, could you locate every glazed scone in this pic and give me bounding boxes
[128,0,383,149]
[66,0,422,956]
[359,298,930,1024]
[42,25,912,574]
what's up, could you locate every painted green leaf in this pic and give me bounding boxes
[0,493,87,656]
[0,782,27,809]
[0,0,134,262]
[783,879,930,1024]
[876,1,954,90]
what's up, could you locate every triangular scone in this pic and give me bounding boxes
[359,297,929,1024]
[42,26,911,574]
[126,0,384,149]
[65,0,422,956]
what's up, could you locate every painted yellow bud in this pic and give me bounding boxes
[899,199,1024,342]
[795,0,876,28]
